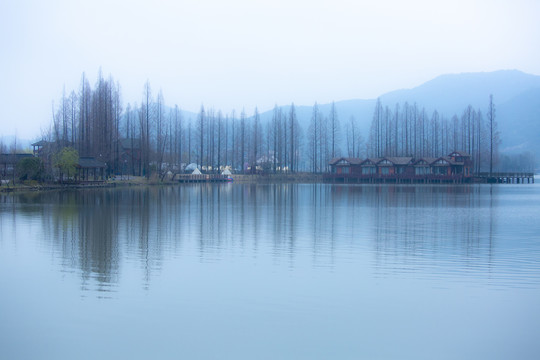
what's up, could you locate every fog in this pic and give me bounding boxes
[1,0,539,139]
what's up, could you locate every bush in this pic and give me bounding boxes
[17,157,43,182]
[53,147,79,182]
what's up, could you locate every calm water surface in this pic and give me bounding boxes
[1,183,540,359]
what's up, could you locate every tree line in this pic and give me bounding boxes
[45,71,309,177]
[41,70,532,180]
[366,96,500,173]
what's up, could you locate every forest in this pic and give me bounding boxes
[37,70,526,179]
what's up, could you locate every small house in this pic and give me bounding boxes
[447,151,472,177]
[413,158,435,175]
[328,157,362,175]
[76,157,106,181]
[360,158,378,175]
[431,157,452,176]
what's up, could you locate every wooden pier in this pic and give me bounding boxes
[324,172,536,184]
[324,174,471,184]
[175,174,231,183]
[476,172,535,184]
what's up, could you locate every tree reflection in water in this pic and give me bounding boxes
[3,184,511,294]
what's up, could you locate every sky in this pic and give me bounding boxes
[1,0,540,141]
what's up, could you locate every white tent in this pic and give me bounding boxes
[222,168,232,175]
[192,168,202,175]
[185,163,198,171]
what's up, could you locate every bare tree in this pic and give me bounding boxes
[308,102,320,172]
[142,81,152,177]
[198,105,205,170]
[217,111,223,172]
[289,103,297,172]
[487,94,499,175]
[240,109,246,173]
[251,108,261,173]
[329,101,340,159]
[155,90,167,174]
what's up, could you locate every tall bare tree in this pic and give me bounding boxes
[329,101,340,159]
[198,105,206,170]
[487,94,498,175]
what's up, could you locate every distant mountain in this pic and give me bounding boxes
[376,70,540,156]
[259,70,540,158]
[380,70,540,115]
[259,99,375,131]
[498,87,540,155]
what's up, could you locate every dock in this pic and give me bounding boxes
[324,172,536,184]
[324,174,471,184]
[175,174,231,183]
[476,172,535,184]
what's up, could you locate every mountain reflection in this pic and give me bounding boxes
[2,184,501,293]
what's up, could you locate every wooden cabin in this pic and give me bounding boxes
[378,157,414,176]
[328,158,362,175]
[76,157,106,181]
[447,151,472,177]
[431,158,452,176]
[327,151,474,183]
[360,159,378,175]
[413,158,435,175]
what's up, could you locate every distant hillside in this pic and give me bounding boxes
[258,99,375,132]
[498,87,540,155]
[259,70,540,158]
[380,70,540,114]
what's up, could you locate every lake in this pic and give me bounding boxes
[1,183,540,359]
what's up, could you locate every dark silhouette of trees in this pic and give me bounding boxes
[308,102,320,172]
[44,70,519,178]
[329,101,340,159]
[289,103,300,172]
[346,116,363,158]
[197,105,205,170]
[366,98,495,173]
[487,94,499,175]
[17,157,43,182]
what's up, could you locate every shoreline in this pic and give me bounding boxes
[0,173,324,193]
[1,173,536,194]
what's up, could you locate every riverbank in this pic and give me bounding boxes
[2,172,536,193]
[0,173,326,193]
[231,173,323,183]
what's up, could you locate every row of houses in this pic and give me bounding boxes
[325,151,473,183]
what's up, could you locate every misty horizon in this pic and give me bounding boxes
[2,0,539,140]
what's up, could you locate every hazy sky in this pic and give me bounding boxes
[1,0,539,140]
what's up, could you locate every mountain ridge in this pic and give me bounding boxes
[166,69,540,158]
[259,69,540,157]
